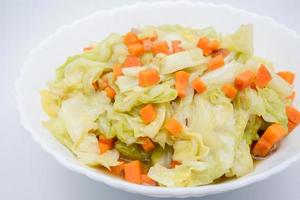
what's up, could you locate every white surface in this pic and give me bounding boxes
[1,0,300,199]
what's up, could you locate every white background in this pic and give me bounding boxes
[1,0,300,199]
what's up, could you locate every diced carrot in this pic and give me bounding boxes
[171,40,184,53]
[99,136,114,147]
[123,56,141,67]
[139,137,155,152]
[211,48,230,58]
[222,83,237,100]
[138,68,160,87]
[197,37,220,56]
[207,40,219,51]
[252,124,288,157]
[288,121,297,133]
[98,136,114,154]
[141,174,157,186]
[234,70,255,90]
[165,118,182,136]
[286,106,300,125]
[140,104,156,124]
[142,39,153,51]
[128,43,145,57]
[197,37,208,49]
[197,37,212,56]
[171,160,181,168]
[255,64,272,88]
[175,71,190,98]
[124,160,142,184]
[152,41,170,55]
[207,55,224,71]
[112,63,123,78]
[110,163,125,176]
[124,32,141,46]
[99,142,110,154]
[192,77,207,94]
[92,81,99,91]
[277,71,295,85]
[287,91,296,101]
[105,86,116,99]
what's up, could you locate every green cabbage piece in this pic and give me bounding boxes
[267,73,293,98]
[151,145,173,167]
[50,58,110,96]
[173,132,209,162]
[160,48,207,74]
[201,60,245,86]
[243,115,261,145]
[43,117,74,151]
[59,93,111,145]
[76,134,121,168]
[115,141,150,162]
[235,88,288,127]
[221,24,253,56]
[148,161,213,187]
[107,104,166,144]
[114,81,177,112]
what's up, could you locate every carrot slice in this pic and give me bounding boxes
[175,71,190,98]
[138,69,160,87]
[124,32,141,46]
[192,77,207,94]
[124,160,142,184]
[252,124,288,157]
[128,43,145,57]
[255,64,272,88]
[277,71,295,85]
[234,70,255,90]
[207,55,224,71]
[123,56,141,67]
[139,137,155,152]
[171,40,184,53]
[113,64,123,78]
[286,106,300,124]
[140,104,156,124]
[165,118,182,136]
[222,83,237,100]
[105,86,116,99]
[141,174,157,186]
[110,163,125,176]
[152,41,170,55]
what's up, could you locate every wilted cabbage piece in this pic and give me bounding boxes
[59,93,110,144]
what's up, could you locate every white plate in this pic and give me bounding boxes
[15,1,300,198]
